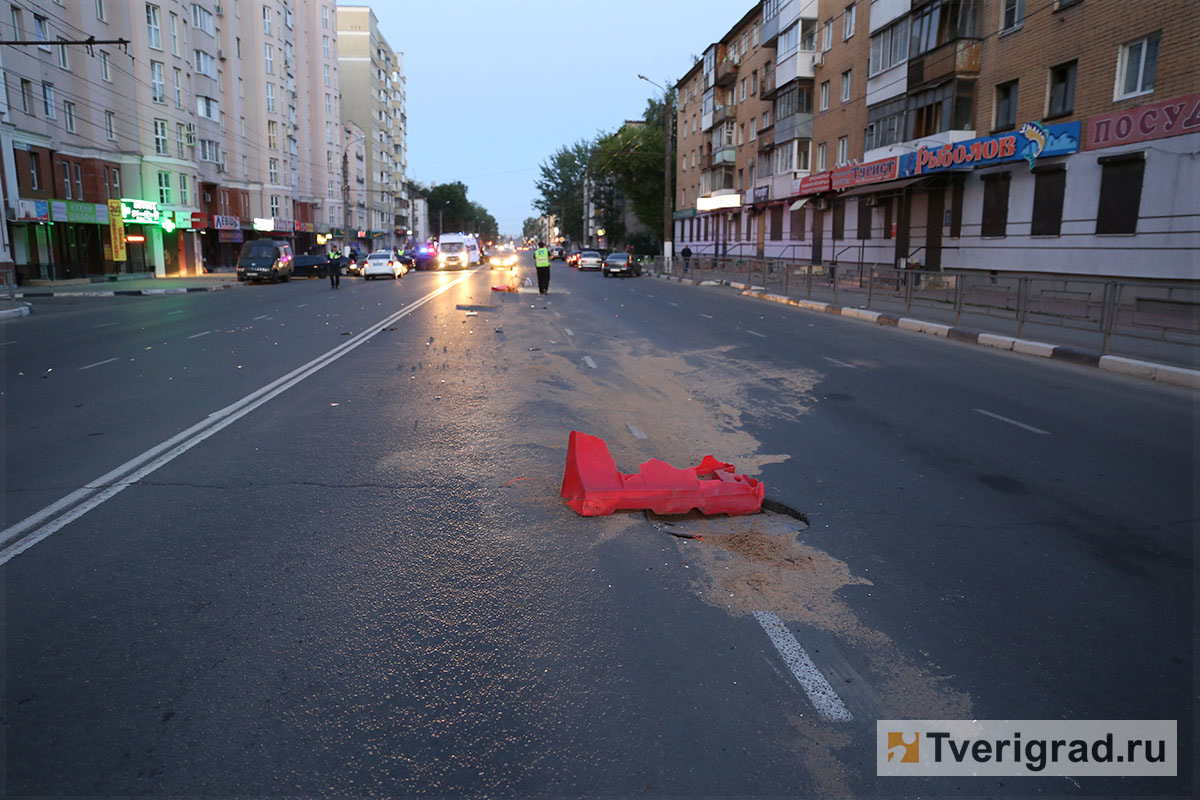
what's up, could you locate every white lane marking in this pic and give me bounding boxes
[564,328,574,337]
[645,293,654,298]
[753,611,853,722]
[583,356,597,369]
[746,330,767,338]
[1,340,16,346]
[669,302,679,307]
[187,330,212,339]
[974,408,1050,436]
[0,272,477,565]
[252,314,270,320]
[626,422,648,440]
[823,357,856,368]
[92,322,117,329]
[296,303,308,308]
[701,313,714,319]
[79,358,119,371]
[167,310,183,316]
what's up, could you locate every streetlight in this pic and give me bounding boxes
[342,133,366,255]
[638,74,674,264]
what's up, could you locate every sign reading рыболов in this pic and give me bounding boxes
[877,720,1176,777]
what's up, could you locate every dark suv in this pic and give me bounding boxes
[236,240,294,283]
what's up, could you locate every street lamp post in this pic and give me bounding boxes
[342,133,366,255]
[638,75,674,265]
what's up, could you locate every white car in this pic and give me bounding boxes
[362,250,402,280]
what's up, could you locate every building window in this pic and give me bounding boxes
[198,139,221,162]
[33,14,50,49]
[769,206,783,240]
[844,3,856,39]
[105,110,116,139]
[63,100,76,132]
[57,38,69,69]
[994,80,1017,130]
[819,81,830,111]
[157,170,172,204]
[100,51,111,81]
[1116,32,1160,100]
[262,5,271,35]
[1030,167,1066,236]
[266,82,275,112]
[822,19,833,51]
[96,0,106,22]
[325,93,332,114]
[869,18,909,76]
[29,153,40,190]
[323,64,331,87]
[1047,61,1076,118]
[146,4,161,49]
[1001,0,1025,32]
[19,79,32,114]
[840,69,852,103]
[837,136,848,166]
[179,173,190,205]
[195,50,216,77]
[197,95,217,119]
[169,12,178,54]
[174,68,182,107]
[269,158,278,183]
[150,61,165,102]
[270,195,280,216]
[61,161,72,199]
[264,44,273,74]
[112,167,120,196]
[1096,154,1144,234]
[42,83,56,118]
[192,4,214,35]
[268,120,279,149]
[236,37,241,58]
[176,122,186,157]
[322,5,329,28]
[817,142,827,171]
[865,97,906,150]
[772,141,794,174]
[981,172,1011,237]
[154,119,168,154]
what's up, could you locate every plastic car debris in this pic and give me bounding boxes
[560,430,764,517]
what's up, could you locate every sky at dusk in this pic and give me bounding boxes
[369,1,752,237]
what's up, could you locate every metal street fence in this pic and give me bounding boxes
[647,255,1199,368]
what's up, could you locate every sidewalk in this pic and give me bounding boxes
[649,271,1200,391]
[13,270,244,298]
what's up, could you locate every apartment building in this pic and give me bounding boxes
[0,0,349,280]
[672,59,704,243]
[791,0,1198,278]
[336,6,407,252]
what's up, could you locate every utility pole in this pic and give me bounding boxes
[639,75,674,262]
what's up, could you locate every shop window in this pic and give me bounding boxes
[770,206,783,240]
[1095,154,1144,234]
[1031,167,1066,236]
[832,199,845,240]
[981,172,1011,237]
[857,199,872,239]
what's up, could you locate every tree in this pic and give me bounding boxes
[426,181,498,241]
[533,139,593,244]
[522,217,541,239]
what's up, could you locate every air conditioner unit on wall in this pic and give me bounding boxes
[813,52,824,67]
[215,4,224,16]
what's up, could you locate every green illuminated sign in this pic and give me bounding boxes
[120,198,160,225]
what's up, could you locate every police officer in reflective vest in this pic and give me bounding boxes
[534,242,551,295]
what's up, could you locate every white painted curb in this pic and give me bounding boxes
[796,300,829,312]
[978,333,1016,350]
[841,308,882,322]
[1154,364,1200,389]
[1012,339,1056,358]
[0,304,31,319]
[1098,355,1158,380]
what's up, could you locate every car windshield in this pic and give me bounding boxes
[581,251,600,258]
[606,254,627,262]
[368,254,390,262]
[243,241,278,257]
[441,242,465,253]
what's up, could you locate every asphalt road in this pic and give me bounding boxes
[2,254,1194,796]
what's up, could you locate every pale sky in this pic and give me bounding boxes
[369,1,752,237]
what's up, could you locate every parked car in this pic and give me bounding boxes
[603,252,640,278]
[292,254,329,279]
[551,246,566,261]
[405,243,438,270]
[577,250,604,271]
[346,252,369,276]
[236,239,294,283]
[362,250,403,280]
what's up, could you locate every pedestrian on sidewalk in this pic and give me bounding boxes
[328,256,341,289]
[681,245,692,273]
[534,241,551,295]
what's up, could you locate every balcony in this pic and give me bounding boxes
[714,56,739,87]
[908,38,982,89]
[711,103,734,127]
[760,68,777,98]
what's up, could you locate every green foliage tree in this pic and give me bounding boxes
[425,181,498,241]
[534,140,593,244]
[522,217,541,239]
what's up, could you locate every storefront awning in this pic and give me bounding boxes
[788,198,809,211]
[836,176,933,198]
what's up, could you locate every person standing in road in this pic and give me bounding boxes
[680,245,692,273]
[328,255,341,289]
[534,241,551,295]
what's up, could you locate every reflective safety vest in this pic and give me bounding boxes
[534,248,550,267]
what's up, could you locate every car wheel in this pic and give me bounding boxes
[236,274,245,282]
[269,269,279,284]
[280,272,289,282]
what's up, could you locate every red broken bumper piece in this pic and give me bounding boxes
[560,430,764,517]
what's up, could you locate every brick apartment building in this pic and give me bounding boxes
[674,0,1198,280]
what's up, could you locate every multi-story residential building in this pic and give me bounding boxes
[337,6,407,253]
[1,0,347,280]
[673,59,705,245]
[790,0,1198,279]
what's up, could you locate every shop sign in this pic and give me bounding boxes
[752,185,771,204]
[1087,93,1200,150]
[672,208,697,220]
[218,229,244,243]
[120,198,160,224]
[213,214,240,230]
[50,200,109,224]
[274,217,295,233]
[797,172,832,195]
[900,121,1082,176]
[303,222,315,233]
[253,217,274,232]
[192,212,210,229]
[108,199,127,262]
[16,199,49,221]
[832,157,899,191]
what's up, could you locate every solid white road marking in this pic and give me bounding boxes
[626,422,648,440]
[187,331,212,339]
[252,314,270,320]
[583,356,597,369]
[823,357,856,368]
[0,272,477,565]
[753,610,853,722]
[565,328,574,337]
[974,408,1050,436]
[79,358,118,371]
[746,330,767,338]
[701,313,714,319]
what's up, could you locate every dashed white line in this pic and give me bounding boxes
[297,303,309,308]
[753,611,853,722]
[669,302,680,307]
[974,408,1050,436]
[746,330,767,338]
[626,422,648,440]
[252,314,270,320]
[0,340,16,346]
[823,357,856,368]
[700,313,714,319]
[565,328,574,337]
[583,356,597,369]
[79,357,119,371]
[187,330,212,339]
[92,322,117,329]
[167,310,183,315]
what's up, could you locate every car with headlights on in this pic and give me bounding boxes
[489,245,518,269]
[577,250,604,271]
[235,239,294,283]
[551,246,566,261]
[362,250,403,280]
